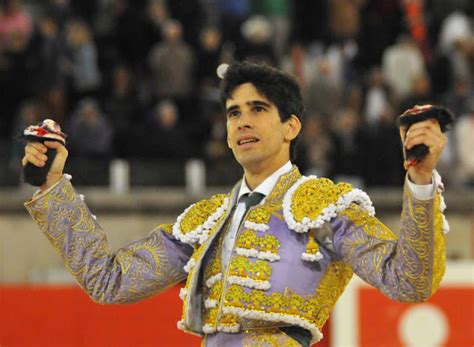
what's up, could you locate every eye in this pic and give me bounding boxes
[228,110,240,118]
[253,106,265,113]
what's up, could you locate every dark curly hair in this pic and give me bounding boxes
[220,61,305,161]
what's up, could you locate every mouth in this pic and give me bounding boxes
[237,137,259,146]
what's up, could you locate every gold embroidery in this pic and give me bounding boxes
[311,261,353,327]
[25,178,186,304]
[161,224,173,235]
[229,256,272,282]
[247,207,272,225]
[242,328,301,347]
[265,167,301,205]
[305,230,320,255]
[223,259,352,330]
[340,203,397,241]
[236,231,281,255]
[431,193,446,294]
[179,194,227,235]
[291,178,353,222]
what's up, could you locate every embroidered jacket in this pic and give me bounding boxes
[24,167,447,345]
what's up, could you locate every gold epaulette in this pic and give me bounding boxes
[172,194,230,245]
[283,176,375,234]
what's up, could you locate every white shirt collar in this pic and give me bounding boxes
[237,161,293,202]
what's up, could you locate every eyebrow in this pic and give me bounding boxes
[225,100,272,114]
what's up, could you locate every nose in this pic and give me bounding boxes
[237,110,252,130]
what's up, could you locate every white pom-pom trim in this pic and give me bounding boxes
[243,220,269,232]
[222,306,323,344]
[183,258,196,273]
[236,248,280,262]
[283,176,375,233]
[227,276,271,290]
[179,287,187,300]
[79,194,85,201]
[203,324,217,334]
[204,299,218,309]
[64,174,72,180]
[172,197,229,245]
[217,324,241,333]
[205,273,222,288]
[433,170,449,234]
[177,320,186,330]
[302,252,323,262]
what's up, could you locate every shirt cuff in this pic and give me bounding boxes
[406,173,435,200]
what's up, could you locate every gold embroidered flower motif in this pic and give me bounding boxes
[236,230,280,255]
[229,256,272,281]
[247,207,271,224]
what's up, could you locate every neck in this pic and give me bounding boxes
[243,159,288,190]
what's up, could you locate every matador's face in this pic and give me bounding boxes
[225,83,299,173]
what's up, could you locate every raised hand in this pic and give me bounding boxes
[399,118,447,184]
[22,141,69,191]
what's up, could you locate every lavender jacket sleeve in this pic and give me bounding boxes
[24,176,193,304]
[331,181,446,302]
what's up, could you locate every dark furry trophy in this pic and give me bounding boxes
[21,119,67,186]
[398,105,454,166]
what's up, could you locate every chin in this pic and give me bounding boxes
[235,153,263,167]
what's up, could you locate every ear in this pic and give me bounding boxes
[284,114,302,141]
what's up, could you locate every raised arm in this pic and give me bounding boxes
[23,141,193,304]
[332,113,448,302]
[331,180,446,302]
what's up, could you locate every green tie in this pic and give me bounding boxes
[242,192,265,211]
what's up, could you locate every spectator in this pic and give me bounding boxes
[304,57,343,126]
[363,106,404,186]
[250,0,290,59]
[148,20,194,115]
[327,108,365,187]
[362,67,393,126]
[64,19,102,105]
[442,78,473,117]
[102,64,141,157]
[399,74,434,114]
[8,99,42,171]
[382,34,426,100]
[67,98,113,157]
[328,0,364,43]
[139,99,192,159]
[0,25,34,137]
[196,26,223,90]
[301,117,331,177]
[237,15,277,65]
[30,14,67,119]
[0,0,32,51]
[217,0,250,45]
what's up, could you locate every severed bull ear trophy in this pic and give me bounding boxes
[21,119,67,186]
[398,105,454,166]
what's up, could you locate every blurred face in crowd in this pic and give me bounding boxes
[155,101,178,129]
[163,21,182,44]
[66,21,90,46]
[39,17,57,37]
[226,83,300,173]
[147,0,168,24]
[79,102,99,123]
[201,27,221,51]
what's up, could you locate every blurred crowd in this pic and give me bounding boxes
[0,0,473,188]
